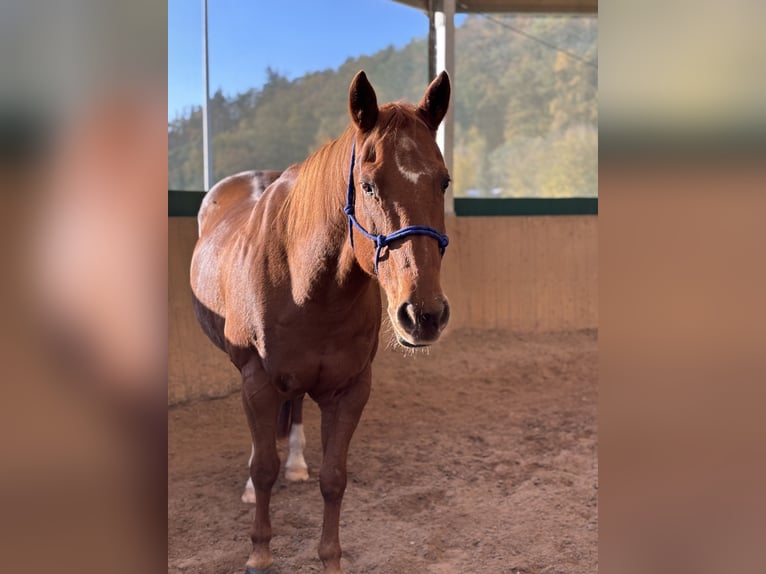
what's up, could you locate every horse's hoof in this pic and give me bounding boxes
[285,466,309,482]
[241,485,256,504]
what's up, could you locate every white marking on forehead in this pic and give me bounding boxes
[395,136,427,184]
[400,137,416,151]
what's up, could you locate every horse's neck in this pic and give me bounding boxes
[283,131,370,305]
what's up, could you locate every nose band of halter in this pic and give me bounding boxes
[343,140,449,274]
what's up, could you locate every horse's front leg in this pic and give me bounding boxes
[243,395,307,503]
[316,368,372,574]
[241,363,281,573]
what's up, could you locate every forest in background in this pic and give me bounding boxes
[169,14,597,198]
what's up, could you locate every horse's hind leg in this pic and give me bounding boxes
[285,395,309,481]
[241,444,256,503]
[241,364,281,572]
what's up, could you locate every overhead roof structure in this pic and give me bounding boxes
[393,0,597,14]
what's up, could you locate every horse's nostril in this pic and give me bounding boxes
[420,312,438,331]
[439,299,450,329]
[397,302,417,334]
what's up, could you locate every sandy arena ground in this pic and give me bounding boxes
[169,329,597,574]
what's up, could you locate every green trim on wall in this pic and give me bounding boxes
[169,191,598,218]
[169,190,206,217]
[454,197,597,216]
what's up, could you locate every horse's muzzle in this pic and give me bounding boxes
[394,298,450,346]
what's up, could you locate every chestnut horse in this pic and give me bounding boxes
[190,71,452,573]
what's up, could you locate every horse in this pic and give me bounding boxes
[190,70,452,574]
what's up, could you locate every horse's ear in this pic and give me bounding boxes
[348,71,378,132]
[417,71,451,131]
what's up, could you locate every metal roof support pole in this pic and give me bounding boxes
[202,0,213,191]
[427,0,436,81]
[434,0,455,213]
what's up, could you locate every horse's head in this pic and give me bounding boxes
[346,71,451,347]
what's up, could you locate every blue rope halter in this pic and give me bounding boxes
[343,140,449,274]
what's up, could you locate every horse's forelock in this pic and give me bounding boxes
[374,102,430,140]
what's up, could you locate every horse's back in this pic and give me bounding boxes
[191,167,301,355]
[197,170,282,237]
[191,170,279,352]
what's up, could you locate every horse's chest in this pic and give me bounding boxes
[264,332,376,396]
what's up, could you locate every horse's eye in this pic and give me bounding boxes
[441,177,451,192]
[361,181,375,196]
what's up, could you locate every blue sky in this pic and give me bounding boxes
[169,0,465,120]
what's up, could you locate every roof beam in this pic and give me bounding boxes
[393,0,597,14]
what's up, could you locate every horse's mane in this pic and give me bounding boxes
[279,128,352,250]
